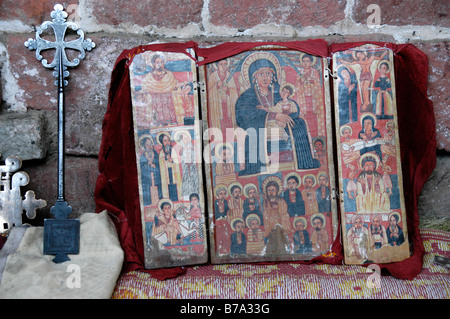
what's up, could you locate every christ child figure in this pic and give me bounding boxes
[257,85,297,141]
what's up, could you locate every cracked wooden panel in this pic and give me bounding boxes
[129,49,207,269]
[332,44,409,264]
[200,48,338,264]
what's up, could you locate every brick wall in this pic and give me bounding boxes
[0,0,448,222]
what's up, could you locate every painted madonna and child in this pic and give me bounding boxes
[203,50,337,263]
[333,44,409,264]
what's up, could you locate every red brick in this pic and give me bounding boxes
[86,0,204,28]
[0,0,60,26]
[353,0,449,27]
[209,0,346,29]
[23,156,99,217]
[415,42,450,151]
[7,34,144,156]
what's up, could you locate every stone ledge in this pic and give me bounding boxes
[0,111,46,161]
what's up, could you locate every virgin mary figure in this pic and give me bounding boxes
[235,53,320,176]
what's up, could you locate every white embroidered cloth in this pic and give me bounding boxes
[0,211,124,299]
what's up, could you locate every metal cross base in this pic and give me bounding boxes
[43,200,80,263]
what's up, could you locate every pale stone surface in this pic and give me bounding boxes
[418,153,450,229]
[0,111,46,161]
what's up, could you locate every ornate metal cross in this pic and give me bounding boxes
[24,4,95,263]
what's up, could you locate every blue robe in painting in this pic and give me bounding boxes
[283,189,306,217]
[235,58,320,176]
[140,149,162,206]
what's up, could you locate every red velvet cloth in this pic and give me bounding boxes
[94,40,435,281]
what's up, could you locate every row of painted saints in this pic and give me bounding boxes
[129,44,407,267]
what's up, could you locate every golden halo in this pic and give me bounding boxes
[241,51,282,89]
[310,213,326,229]
[156,131,171,145]
[214,184,228,197]
[230,217,245,231]
[299,52,316,66]
[214,142,234,159]
[284,172,302,188]
[245,213,262,228]
[377,59,392,73]
[389,211,402,223]
[385,121,395,130]
[157,198,173,213]
[359,112,377,128]
[303,174,317,187]
[138,134,154,150]
[172,130,191,143]
[243,183,258,198]
[359,152,381,170]
[292,216,307,229]
[262,175,283,195]
[228,181,243,197]
[340,124,352,137]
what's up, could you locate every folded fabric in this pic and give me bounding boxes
[0,211,124,299]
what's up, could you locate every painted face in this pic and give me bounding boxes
[354,217,363,229]
[389,216,398,227]
[380,63,388,74]
[250,219,259,230]
[295,221,304,231]
[144,139,153,151]
[232,187,241,199]
[162,135,171,147]
[190,196,199,207]
[356,51,365,61]
[254,67,274,88]
[302,57,312,69]
[218,189,227,200]
[314,140,324,150]
[153,57,164,70]
[343,128,351,139]
[247,188,257,199]
[312,218,323,230]
[280,87,290,99]
[372,217,381,227]
[304,178,314,189]
[267,185,278,199]
[363,161,375,174]
[162,203,172,216]
[222,147,234,161]
[287,179,298,190]
[319,175,328,186]
[363,119,373,131]
[217,60,228,72]
[235,221,244,233]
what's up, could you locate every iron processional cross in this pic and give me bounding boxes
[24,4,95,263]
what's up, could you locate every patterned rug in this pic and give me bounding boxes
[112,228,450,299]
